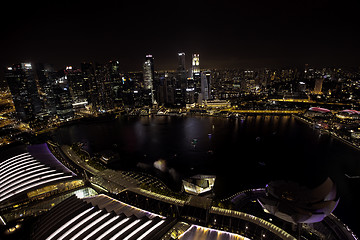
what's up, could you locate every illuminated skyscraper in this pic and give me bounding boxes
[94,63,115,111]
[53,69,74,119]
[175,53,186,106]
[191,54,201,103]
[5,63,42,121]
[81,62,97,112]
[192,54,200,75]
[67,66,87,106]
[35,63,57,115]
[143,54,155,105]
[177,52,186,72]
[314,78,323,94]
[201,71,211,101]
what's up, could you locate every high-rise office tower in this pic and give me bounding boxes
[5,63,42,121]
[35,63,57,115]
[143,55,155,105]
[177,52,186,72]
[80,62,115,112]
[201,71,211,101]
[185,77,195,104]
[81,62,97,111]
[53,70,74,119]
[314,78,324,94]
[143,55,154,90]
[182,54,199,104]
[175,53,187,106]
[108,60,123,107]
[66,66,86,105]
[192,54,201,104]
[94,63,115,111]
[192,54,200,75]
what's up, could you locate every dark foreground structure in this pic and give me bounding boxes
[258,178,339,223]
[1,143,359,240]
[0,144,95,226]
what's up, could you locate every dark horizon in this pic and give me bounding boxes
[1,0,360,73]
[3,54,360,73]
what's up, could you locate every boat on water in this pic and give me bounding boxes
[156,111,169,116]
[191,138,198,145]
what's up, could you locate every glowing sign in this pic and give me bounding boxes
[22,63,32,70]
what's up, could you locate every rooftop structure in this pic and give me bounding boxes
[203,99,231,109]
[98,150,119,165]
[32,194,175,240]
[182,174,216,195]
[0,144,91,225]
[341,109,360,114]
[83,194,164,220]
[336,109,360,120]
[258,178,339,224]
[308,107,331,113]
[304,107,332,118]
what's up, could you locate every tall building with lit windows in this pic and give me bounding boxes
[53,68,74,119]
[192,54,200,75]
[192,54,201,103]
[35,63,57,115]
[175,53,187,106]
[201,70,211,101]
[143,54,155,105]
[5,63,42,121]
[177,52,186,72]
[314,78,324,94]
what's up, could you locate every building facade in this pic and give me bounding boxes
[143,55,155,105]
[5,63,42,121]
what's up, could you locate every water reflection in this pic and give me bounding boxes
[50,115,360,233]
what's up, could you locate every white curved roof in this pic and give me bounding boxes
[33,195,170,240]
[0,151,73,205]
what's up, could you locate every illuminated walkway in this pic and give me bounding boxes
[210,207,296,240]
[229,109,302,114]
[179,225,251,240]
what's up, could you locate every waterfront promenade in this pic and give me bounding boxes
[292,114,360,152]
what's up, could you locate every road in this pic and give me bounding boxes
[61,145,100,175]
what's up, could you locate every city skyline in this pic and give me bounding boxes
[1,1,360,238]
[3,54,360,128]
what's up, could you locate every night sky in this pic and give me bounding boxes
[1,0,360,72]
